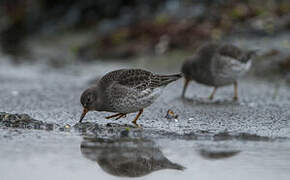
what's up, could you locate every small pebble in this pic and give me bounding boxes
[165,109,178,119]
[120,129,130,137]
[64,124,71,129]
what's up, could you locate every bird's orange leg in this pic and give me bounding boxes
[105,113,126,119]
[233,81,238,101]
[182,78,190,98]
[132,109,143,127]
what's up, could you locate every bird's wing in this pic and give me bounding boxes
[99,69,151,90]
[214,44,252,77]
[101,69,181,94]
[116,69,153,91]
[218,44,243,60]
[211,53,251,79]
[117,69,182,90]
[99,69,155,103]
[218,44,254,63]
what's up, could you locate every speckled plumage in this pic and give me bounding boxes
[181,43,255,99]
[80,69,182,125]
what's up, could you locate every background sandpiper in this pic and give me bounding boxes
[181,43,256,100]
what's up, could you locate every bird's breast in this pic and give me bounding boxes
[212,59,252,86]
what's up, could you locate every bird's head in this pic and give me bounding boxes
[241,49,259,63]
[79,87,100,122]
[247,50,258,59]
[181,58,194,80]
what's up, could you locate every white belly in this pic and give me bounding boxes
[213,57,252,86]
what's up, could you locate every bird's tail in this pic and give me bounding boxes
[161,160,186,171]
[169,163,186,171]
[153,73,183,87]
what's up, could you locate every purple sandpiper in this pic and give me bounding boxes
[79,69,182,127]
[181,43,256,100]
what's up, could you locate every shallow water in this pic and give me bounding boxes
[1,128,290,180]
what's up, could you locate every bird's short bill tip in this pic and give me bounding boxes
[79,108,89,123]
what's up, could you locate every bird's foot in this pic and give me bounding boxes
[132,121,142,128]
[233,96,239,101]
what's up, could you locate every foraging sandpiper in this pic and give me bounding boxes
[181,43,256,100]
[79,69,182,127]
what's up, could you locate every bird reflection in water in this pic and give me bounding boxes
[80,137,185,177]
[199,149,241,160]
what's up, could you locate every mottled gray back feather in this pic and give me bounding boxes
[100,69,182,91]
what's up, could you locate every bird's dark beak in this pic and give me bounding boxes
[79,108,89,123]
[182,78,190,98]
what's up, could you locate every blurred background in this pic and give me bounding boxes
[0,0,290,79]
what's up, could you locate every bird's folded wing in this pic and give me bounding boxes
[117,69,153,91]
[218,44,243,60]
[106,69,180,92]
[212,54,250,79]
